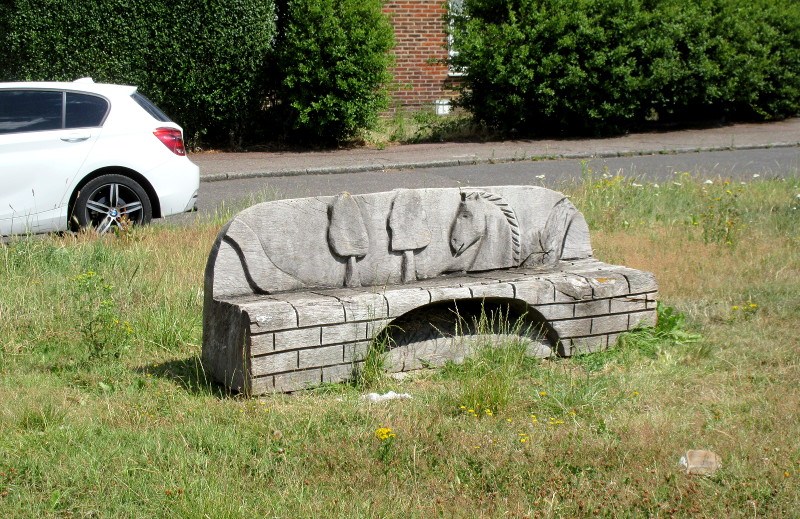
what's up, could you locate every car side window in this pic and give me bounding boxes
[0,90,63,134]
[65,92,109,128]
[131,92,172,122]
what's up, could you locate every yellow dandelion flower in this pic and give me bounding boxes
[375,427,395,440]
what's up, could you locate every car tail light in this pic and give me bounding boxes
[153,128,186,156]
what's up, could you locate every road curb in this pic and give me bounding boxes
[199,141,800,182]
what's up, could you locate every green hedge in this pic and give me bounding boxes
[451,0,800,136]
[270,0,394,144]
[3,0,276,146]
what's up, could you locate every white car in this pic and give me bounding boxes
[0,78,199,235]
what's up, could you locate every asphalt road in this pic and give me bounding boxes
[165,147,800,225]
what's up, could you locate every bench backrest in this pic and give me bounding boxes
[205,185,592,299]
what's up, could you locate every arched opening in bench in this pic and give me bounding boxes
[372,297,557,373]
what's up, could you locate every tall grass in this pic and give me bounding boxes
[1,174,798,517]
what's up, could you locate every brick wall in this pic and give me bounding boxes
[382,0,459,111]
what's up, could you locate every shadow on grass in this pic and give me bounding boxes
[139,355,233,398]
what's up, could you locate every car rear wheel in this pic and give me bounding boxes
[73,174,153,233]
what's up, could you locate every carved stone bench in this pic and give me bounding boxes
[202,186,657,394]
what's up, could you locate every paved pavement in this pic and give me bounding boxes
[190,118,800,181]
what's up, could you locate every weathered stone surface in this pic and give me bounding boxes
[201,299,249,393]
[574,299,611,317]
[252,351,298,375]
[533,303,575,320]
[282,295,345,327]
[339,292,390,321]
[208,186,593,298]
[591,314,631,335]
[274,369,322,392]
[468,282,515,300]
[549,317,593,338]
[323,364,358,385]
[343,341,371,363]
[512,278,555,304]
[299,345,344,369]
[321,322,367,345]
[242,299,298,330]
[567,335,608,355]
[428,285,473,302]
[526,340,554,358]
[620,269,659,294]
[609,294,649,314]
[585,273,630,298]
[366,318,393,340]
[202,186,658,394]
[383,288,431,317]
[646,291,659,309]
[629,310,658,329]
[250,333,274,356]
[274,327,321,351]
[553,274,593,302]
[251,376,273,395]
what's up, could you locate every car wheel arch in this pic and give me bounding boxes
[68,167,162,224]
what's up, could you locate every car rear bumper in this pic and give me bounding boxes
[145,158,200,217]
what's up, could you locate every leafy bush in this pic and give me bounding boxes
[2,0,276,146]
[271,0,394,144]
[0,3,13,75]
[451,0,800,136]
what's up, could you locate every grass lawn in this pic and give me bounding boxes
[1,171,798,517]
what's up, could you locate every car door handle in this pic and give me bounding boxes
[61,132,91,142]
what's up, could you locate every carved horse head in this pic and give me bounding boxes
[450,192,487,256]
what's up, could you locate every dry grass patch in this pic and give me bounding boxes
[1,175,799,517]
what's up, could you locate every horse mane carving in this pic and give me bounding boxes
[469,190,521,264]
[449,190,522,270]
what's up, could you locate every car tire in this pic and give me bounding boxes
[73,174,153,233]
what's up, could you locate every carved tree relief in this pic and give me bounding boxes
[389,190,431,283]
[328,192,369,287]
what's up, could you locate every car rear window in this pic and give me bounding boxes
[65,92,109,128]
[0,90,62,134]
[131,92,172,122]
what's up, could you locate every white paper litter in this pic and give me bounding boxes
[680,449,722,475]
[362,391,412,402]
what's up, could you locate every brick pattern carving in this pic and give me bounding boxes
[207,262,657,394]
